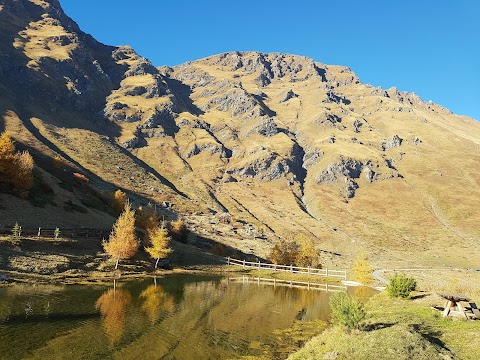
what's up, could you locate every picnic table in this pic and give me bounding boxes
[437,292,471,318]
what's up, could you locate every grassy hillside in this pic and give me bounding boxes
[0,1,479,268]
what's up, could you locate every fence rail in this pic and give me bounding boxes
[226,276,347,292]
[0,227,110,239]
[226,257,347,280]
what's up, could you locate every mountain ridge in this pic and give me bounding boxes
[1,0,479,267]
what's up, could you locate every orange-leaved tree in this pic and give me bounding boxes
[145,226,172,269]
[103,202,139,269]
[0,131,34,198]
[169,219,188,243]
[136,204,159,239]
[112,189,127,214]
[351,251,373,284]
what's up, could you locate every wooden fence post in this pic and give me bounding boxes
[326,268,329,277]
[290,264,293,273]
[37,227,41,237]
[307,266,310,275]
[258,261,260,269]
[242,259,245,268]
[274,264,276,272]
[227,257,230,265]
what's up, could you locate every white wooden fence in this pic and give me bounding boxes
[226,276,347,292]
[226,257,347,280]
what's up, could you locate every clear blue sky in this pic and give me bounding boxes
[61,0,479,120]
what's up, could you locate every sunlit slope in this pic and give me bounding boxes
[0,1,478,265]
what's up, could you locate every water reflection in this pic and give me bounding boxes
[0,275,377,360]
[95,281,132,344]
[140,278,176,323]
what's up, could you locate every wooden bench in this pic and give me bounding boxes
[468,302,480,319]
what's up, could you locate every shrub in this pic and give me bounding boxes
[387,273,417,298]
[212,242,225,256]
[329,292,366,329]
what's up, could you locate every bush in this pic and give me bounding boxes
[329,292,366,329]
[387,273,417,298]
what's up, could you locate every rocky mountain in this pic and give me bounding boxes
[1,0,479,267]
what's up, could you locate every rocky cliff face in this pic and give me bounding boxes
[1,0,479,264]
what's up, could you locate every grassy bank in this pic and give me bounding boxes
[289,291,480,360]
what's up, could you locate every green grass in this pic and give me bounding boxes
[289,292,480,359]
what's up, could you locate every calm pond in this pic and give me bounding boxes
[0,274,376,359]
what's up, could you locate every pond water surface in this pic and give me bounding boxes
[0,274,376,359]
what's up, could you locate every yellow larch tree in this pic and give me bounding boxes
[112,189,127,214]
[351,251,373,284]
[0,132,34,198]
[103,202,139,269]
[145,226,172,269]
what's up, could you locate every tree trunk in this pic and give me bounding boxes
[155,257,160,269]
[115,258,120,269]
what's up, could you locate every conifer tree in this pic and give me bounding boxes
[351,251,373,284]
[11,222,21,240]
[0,132,34,198]
[296,235,321,267]
[112,189,127,214]
[136,204,159,239]
[103,202,139,269]
[169,219,188,243]
[145,226,172,269]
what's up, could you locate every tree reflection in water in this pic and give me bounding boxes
[95,281,132,344]
[140,278,176,324]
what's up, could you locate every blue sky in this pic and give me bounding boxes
[61,0,479,120]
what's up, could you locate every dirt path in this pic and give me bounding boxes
[373,268,462,285]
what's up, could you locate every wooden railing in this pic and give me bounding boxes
[226,276,347,292]
[0,227,110,239]
[226,257,347,280]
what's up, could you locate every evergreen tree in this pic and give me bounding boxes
[11,222,21,240]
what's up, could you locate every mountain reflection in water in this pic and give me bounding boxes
[0,275,376,359]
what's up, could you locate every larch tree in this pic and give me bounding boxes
[351,251,373,284]
[103,202,139,269]
[169,219,188,243]
[135,204,159,239]
[112,189,127,214]
[0,131,34,198]
[145,226,172,269]
[296,235,321,267]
